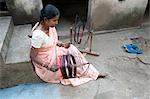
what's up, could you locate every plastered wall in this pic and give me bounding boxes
[90,0,148,31]
[5,0,148,30]
[5,0,43,25]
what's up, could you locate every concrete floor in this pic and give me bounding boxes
[0,24,150,99]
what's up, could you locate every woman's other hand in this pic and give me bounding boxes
[57,42,70,49]
[56,42,63,47]
[63,43,71,49]
[43,63,59,72]
[50,64,59,72]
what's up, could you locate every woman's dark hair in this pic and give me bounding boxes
[40,4,60,21]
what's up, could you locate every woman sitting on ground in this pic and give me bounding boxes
[30,4,107,86]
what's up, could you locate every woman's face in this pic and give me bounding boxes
[46,16,59,27]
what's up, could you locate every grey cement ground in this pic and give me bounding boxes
[0,23,150,99]
[6,24,31,64]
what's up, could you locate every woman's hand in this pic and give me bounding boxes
[50,64,59,72]
[63,43,71,49]
[57,42,71,49]
[43,63,59,72]
[56,42,63,47]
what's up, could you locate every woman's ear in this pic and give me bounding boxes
[43,17,48,23]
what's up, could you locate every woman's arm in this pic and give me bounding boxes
[30,47,45,66]
[30,47,59,72]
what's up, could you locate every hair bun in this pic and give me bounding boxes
[40,4,60,21]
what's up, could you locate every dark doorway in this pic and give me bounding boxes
[0,0,10,16]
[42,0,89,36]
[0,1,8,11]
[144,0,150,22]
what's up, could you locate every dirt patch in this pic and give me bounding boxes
[130,36,150,51]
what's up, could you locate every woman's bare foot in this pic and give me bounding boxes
[97,73,108,79]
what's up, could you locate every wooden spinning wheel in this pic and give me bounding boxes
[70,15,99,56]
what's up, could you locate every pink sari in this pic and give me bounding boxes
[31,26,99,86]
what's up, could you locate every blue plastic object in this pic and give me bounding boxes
[123,44,143,54]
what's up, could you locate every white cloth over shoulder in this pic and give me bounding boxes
[31,30,51,48]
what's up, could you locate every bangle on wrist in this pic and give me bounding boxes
[42,63,48,68]
[42,63,45,67]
